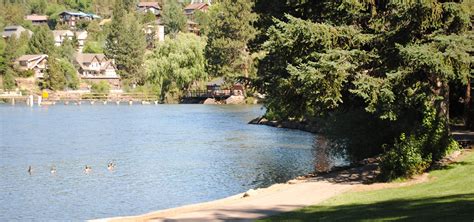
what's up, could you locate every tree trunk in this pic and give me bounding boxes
[433,78,450,132]
[464,79,471,130]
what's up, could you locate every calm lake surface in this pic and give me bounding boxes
[0,104,317,221]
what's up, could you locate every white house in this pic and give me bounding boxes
[15,54,48,78]
[2,26,33,39]
[52,30,74,46]
[75,30,88,51]
[137,2,161,18]
[75,53,120,89]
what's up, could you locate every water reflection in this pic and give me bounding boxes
[0,105,317,220]
[313,135,349,173]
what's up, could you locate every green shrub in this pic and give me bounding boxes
[3,69,16,90]
[380,133,430,181]
[17,69,35,78]
[91,81,110,95]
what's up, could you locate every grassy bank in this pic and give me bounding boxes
[260,151,474,221]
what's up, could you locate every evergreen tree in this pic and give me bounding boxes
[58,59,79,90]
[255,1,473,179]
[58,37,76,62]
[119,13,146,84]
[205,0,257,78]
[0,38,6,75]
[105,2,146,85]
[161,0,187,34]
[28,26,55,55]
[42,56,66,91]
[3,68,16,90]
[105,0,126,61]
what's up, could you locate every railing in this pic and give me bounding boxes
[184,90,232,99]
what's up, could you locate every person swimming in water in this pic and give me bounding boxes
[28,166,32,175]
[50,166,57,174]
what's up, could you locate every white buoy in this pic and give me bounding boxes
[37,95,42,106]
[29,95,34,107]
[90,101,95,105]
[129,100,133,105]
[116,101,120,105]
[103,101,108,105]
[64,101,69,105]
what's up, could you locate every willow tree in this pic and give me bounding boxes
[146,33,207,102]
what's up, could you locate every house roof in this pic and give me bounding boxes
[17,54,48,62]
[60,11,101,19]
[25,14,48,21]
[207,78,225,86]
[2,26,33,38]
[184,3,208,11]
[76,53,105,64]
[138,2,161,9]
[75,30,88,40]
[52,30,74,37]
[75,53,110,71]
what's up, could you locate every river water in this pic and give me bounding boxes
[0,104,317,221]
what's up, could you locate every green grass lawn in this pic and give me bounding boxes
[260,151,474,222]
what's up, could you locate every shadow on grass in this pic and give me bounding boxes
[264,193,474,221]
[432,160,474,170]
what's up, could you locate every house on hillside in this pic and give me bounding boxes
[2,26,33,39]
[25,14,49,25]
[137,2,161,18]
[15,54,48,78]
[184,2,209,20]
[187,20,200,35]
[144,21,165,45]
[52,30,74,46]
[75,30,88,51]
[58,11,101,28]
[75,53,120,89]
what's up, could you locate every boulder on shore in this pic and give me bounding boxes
[225,95,245,104]
[203,98,217,104]
[242,189,257,198]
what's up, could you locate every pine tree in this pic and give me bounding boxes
[161,0,187,34]
[42,57,66,91]
[105,0,126,61]
[105,1,146,85]
[205,0,257,79]
[28,26,55,55]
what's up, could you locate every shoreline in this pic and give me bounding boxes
[248,116,319,134]
[90,147,472,222]
[90,156,381,222]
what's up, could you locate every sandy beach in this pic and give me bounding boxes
[90,161,381,222]
[89,149,473,222]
